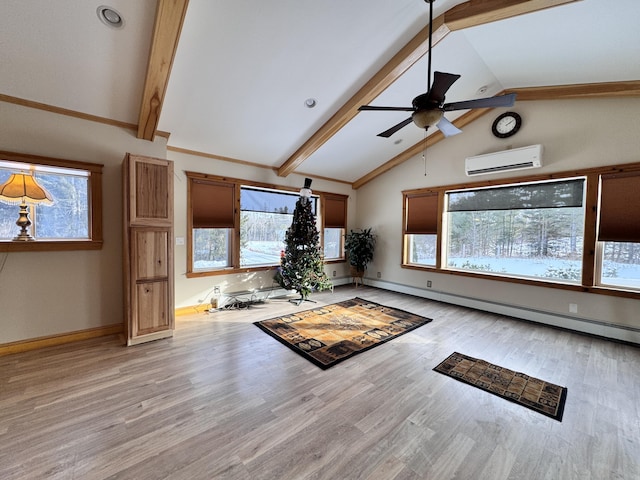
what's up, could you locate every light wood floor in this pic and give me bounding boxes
[1,285,639,479]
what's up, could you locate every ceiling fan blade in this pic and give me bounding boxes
[443,93,517,112]
[427,71,461,104]
[436,116,462,137]
[377,117,413,138]
[358,105,414,112]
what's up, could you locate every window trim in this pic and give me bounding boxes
[0,150,103,252]
[402,161,640,300]
[185,171,345,277]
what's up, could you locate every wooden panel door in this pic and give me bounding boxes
[128,154,173,227]
[123,154,174,346]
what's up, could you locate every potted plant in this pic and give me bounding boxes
[344,228,375,284]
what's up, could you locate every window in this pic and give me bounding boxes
[187,172,339,276]
[190,178,235,271]
[403,163,640,296]
[597,172,640,289]
[322,194,347,261]
[0,151,102,251]
[445,179,585,282]
[404,192,439,267]
[240,187,316,267]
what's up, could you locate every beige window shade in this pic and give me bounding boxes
[406,192,438,234]
[324,194,347,228]
[599,172,640,242]
[191,179,235,228]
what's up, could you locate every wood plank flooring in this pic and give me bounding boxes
[1,285,639,479]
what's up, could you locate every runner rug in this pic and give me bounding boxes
[433,352,567,421]
[254,297,432,369]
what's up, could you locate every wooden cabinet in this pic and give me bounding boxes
[123,154,174,345]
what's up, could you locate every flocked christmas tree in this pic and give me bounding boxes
[275,178,332,303]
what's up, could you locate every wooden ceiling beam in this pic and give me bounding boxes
[444,0,581,31]
[137,0,189,141]
[505,80,640,101]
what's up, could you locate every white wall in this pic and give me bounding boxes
[3,96,639,345]
[0,101,166,343]
[166,150,355,309]
[356,97,640,342]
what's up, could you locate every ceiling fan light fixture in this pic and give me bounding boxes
[412,109,443,129]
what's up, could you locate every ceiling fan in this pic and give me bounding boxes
[358,0,516,138]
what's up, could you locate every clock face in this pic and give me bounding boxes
[492,112,522,138]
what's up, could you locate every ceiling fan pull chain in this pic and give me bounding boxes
[423,130,428,176]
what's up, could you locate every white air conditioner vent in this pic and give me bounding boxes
[465,144,543,176]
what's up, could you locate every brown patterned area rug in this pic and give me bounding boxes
[434,352,567,421]
[254,297,432,369]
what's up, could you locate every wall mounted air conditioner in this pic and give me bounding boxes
[465,144,543,176]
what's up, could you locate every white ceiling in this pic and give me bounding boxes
[2,0,640,185]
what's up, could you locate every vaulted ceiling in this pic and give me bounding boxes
[2,0,640,188]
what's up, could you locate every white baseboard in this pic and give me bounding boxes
[365,278,640,345]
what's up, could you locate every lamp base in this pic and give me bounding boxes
[13,232,35,241]
[12,202,35,241]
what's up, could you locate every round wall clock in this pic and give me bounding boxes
[492,111,522,138]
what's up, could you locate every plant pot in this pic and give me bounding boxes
[350,265,365,286]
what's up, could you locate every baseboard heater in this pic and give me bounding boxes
[465,144,543,176]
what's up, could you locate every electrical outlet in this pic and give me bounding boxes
[427,281,432,288]
[333,270,336,277]
[377,272,381,279]
[569,303,578,313]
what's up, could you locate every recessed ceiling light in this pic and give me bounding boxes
[394,139,403,145]
[304,98,317,108]
[97,6,124,29]
[476,85,488,95]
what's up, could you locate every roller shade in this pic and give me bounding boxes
[324,194,347,228]
[599,172,640,242]
[448,179,584,212]
[240,187,316,215]
[406,192,438,234]
[191,179,235,228]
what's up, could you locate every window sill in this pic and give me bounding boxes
[0,240,102,252]
[401,263,640,300]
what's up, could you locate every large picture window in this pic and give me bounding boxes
[402,162,640,296]
[186,172,339,277]
[0,152,102,251]
[445,179,585,282]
